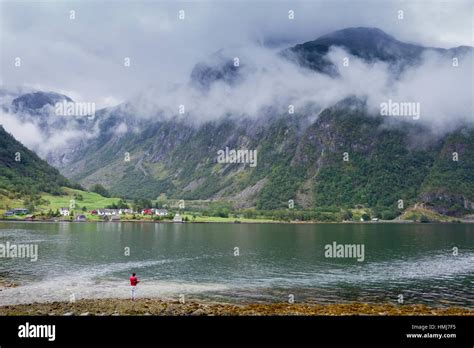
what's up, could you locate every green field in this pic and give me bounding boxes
[0,187,121,220]
[39,188,120,211]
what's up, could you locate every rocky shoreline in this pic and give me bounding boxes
[0,298,472,316]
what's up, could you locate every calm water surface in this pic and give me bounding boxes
[0,222,472,307]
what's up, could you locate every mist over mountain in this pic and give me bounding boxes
[282,27,471,75]
[11,91,73,113]
[1,27,473,216]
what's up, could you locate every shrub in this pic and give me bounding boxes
[420,215,430,223]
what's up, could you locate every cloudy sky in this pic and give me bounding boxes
[1,0,473,108]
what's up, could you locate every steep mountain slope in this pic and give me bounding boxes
[419,130,474,215]
[0,126,71,195]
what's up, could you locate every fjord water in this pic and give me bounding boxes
[0,222,473,307]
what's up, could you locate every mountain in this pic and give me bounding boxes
[0,126,71,195]
[0,89,97,167]
[282,27,471,75]
[55,97,474,216]
[190,51,241,90]
[2,27,473,217]
[11,91,73,113]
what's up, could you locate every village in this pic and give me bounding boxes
[2,207,185,223]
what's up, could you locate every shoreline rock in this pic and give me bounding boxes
[0,298,472,316]
[0,279,19,290]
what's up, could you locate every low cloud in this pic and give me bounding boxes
[2,42,472,161]
[1,0,472,107]
[0,1,472,159]
[0,110,95,157]
[126,44,473,134]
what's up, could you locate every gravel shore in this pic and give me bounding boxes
[0,298,472,316]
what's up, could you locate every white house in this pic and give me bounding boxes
[155,209,168,216]
[119,209,134,215]
[173,213,183,223]
[97,209,119,216]
[60,207,70,216]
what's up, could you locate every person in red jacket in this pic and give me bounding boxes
[130,273,140,300]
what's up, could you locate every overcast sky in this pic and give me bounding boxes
[1,0,473,108]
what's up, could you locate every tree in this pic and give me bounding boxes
[214,207,229,218]
[26,202,35,214]
[382,210,397,220]
[132,198,152,212]
[116,199,129,209]
[90,184,110,197]
[342,209,353,221]
[371,207,383,219]
[420,215,430,223]
[243,209,257,219]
